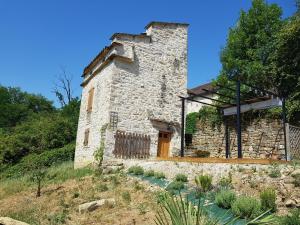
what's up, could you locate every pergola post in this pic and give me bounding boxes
[236,79,242,158]
[180,97,185,157]
[282,98,289,161]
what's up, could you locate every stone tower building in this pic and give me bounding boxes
[74,21,188,168]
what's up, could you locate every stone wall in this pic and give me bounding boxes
[75,22,188,168]
[188,118,285,159]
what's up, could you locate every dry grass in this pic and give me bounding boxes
[0,163,158,225]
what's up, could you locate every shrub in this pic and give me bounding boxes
[154,172,166,179]
[195,175,212,192]
[260,188,276,212]
[215,190,236,209]
[218,172,232,188]
[155,192,214,225]
[127,166,144,175]
[280,209,300,225]
[96,183,108,192]
[122,191,131,203]
[293,174,300,187]
[144,170,155,177]
[175,174,188,182]
[231,196,261,219]
[0,143,75,179]
[166,181,185,194]
[269,163,281,178]
[194,150,210,158]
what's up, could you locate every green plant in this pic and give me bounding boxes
[127,166,144,175]
[96,183,108,192]
[280,208,300,225]
[174,174,188,182]
[231,196,262,219]
[269,163,281,178]
[154,172,166,179]
[122,191,131,203]
[144,170,155,177]
[293,174,300,187]
[30,167,47,197]
[93,124,108,169]
[109,175,120,187]
[137,203,148,215]
[134,180,144,191]
[1,143,75,179]
[195,174,212,192]
[47,210,68,225]
[72,191,80,198]
[154,192,215,225]
[166,181,185,194]
[215,190,236,209]
[185,112,199,134]
[218,172,232,188]
[260,188,277,212]
[194,150,210,158]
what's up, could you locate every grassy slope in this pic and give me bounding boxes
[0,162,158,225]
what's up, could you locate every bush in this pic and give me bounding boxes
[280,209,300,225]
[154,172,166,179]
[1,143,75,179]
[122,191,131,203]
[215,190,236,209]
[175,174,188,182]
[194,150,210,158]
[185,112,199,134]
[144,170,155,177]
[195,175,212,192]
[96,183,108,192]
[166,181,185,194]
[127,166,144,175]
[260,188,276,212]
[269,163,281,178]
[293,174,300,187]
[231,196,261,219]
[218,172,232,188]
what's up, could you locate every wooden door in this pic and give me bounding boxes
[157,131,171,158]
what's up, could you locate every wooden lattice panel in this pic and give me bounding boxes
[290,125,300,159]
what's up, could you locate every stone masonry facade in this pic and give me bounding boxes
[188,118,285,159]
[75,22,188,168]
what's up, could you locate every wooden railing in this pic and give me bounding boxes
[113,130,151,159]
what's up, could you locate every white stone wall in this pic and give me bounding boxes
[106,23,188,158]
[74,63,116,168]
[75,22,188,167]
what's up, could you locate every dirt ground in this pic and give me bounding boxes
[0,173,160,225]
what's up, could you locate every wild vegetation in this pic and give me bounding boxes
[186,0,300,128]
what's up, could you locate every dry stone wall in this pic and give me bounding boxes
[188,118,285,159]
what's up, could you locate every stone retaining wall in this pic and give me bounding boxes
[188,118,285,159]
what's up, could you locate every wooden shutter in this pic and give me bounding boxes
[84,129,90,146]
[87,87,94,112]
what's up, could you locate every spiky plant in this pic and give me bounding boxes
[154,192,218,225]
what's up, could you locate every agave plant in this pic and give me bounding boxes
[154,192,279,225]
[154,192,217,225]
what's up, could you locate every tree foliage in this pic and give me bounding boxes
[216,0,300,125]
[0,85,80,167]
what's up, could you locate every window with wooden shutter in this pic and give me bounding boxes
[87,87,94,112]
[83,129,90,146]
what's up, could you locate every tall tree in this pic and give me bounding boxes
[219,0,283,89]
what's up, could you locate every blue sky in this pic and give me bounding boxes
[0,0,297,105]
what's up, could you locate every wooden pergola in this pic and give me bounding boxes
[180,79,288,161]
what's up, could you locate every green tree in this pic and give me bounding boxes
[220,0,283,86]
